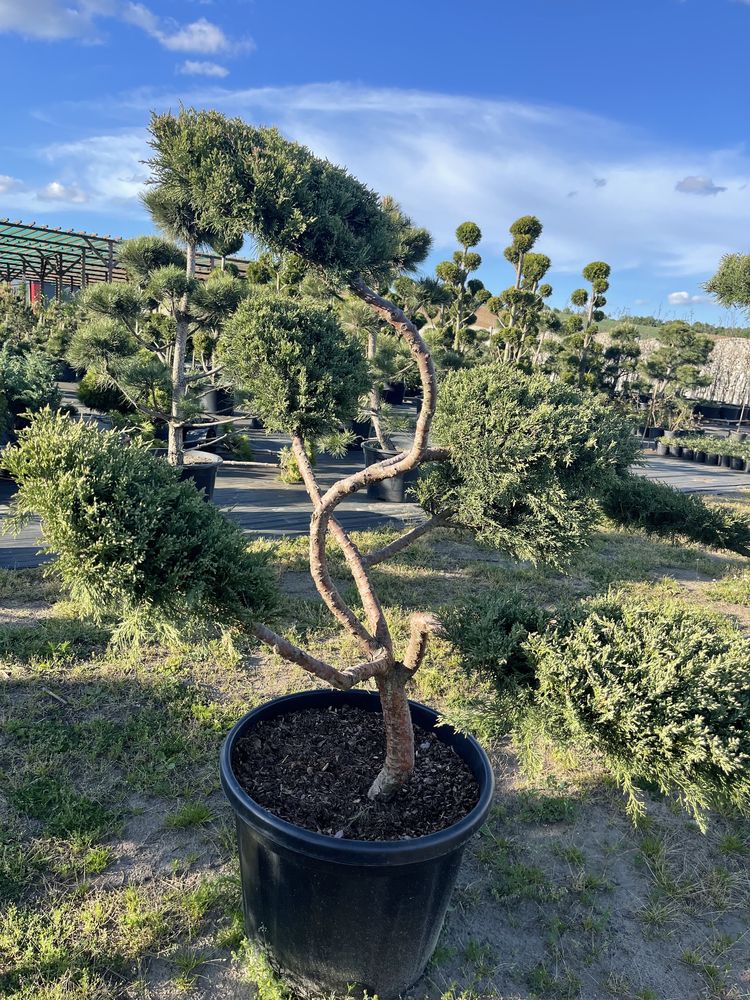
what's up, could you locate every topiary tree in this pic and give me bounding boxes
[433,221,490,352]
[601,321,642,401]
[487,216,550,364]
[545,261,611,387]
[639,320,712,431]
[67,235,247,457]
[12,109,641,804]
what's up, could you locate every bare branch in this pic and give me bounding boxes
[364,517,444,567]
[289,435,383,656]
[185,366,224,384]
[403,612,442,674]
[253,623,389,691]
[253,622,351,689]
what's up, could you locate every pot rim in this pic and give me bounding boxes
[220,688,495,866]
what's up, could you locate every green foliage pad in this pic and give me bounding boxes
[3,412,276,636]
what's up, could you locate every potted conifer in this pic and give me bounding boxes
[5,109,641,1000]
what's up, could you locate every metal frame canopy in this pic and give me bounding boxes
[0,218,249,295]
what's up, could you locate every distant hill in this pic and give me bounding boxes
[598,315,750,341]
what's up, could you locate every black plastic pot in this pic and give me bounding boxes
[695,450,707,463]
[220,689,494,1000]
[151,449,221,500]
[731,455,745,471]
[381,381,405,405]
[362,441,421,503]
[655,442,669,457]
[347,417,373,449]
[722,454,733,468]
[682,447,695,461]
[706,452,720,466]
[668,444,683,458]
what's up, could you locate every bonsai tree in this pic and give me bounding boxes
[600,320,642,401]
[4,108,637,804]
[67,235,247,455]
[544,261,611,387]
[337,295,403,450]
[639,320,712,431]
[487,216,551,363]
[136,108,253,464]
[433,222,491,352]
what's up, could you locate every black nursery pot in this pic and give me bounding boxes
[731,455,745,471]
[706,452,720,466]
[381,380,406,405]
[220,689,495,1000]
[695,450,707,463]
[682,447,695,461]
[362,440,421,503]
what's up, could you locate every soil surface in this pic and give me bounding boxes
[231,704,480,840]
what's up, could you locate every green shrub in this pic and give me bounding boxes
[0,345,60,435]
[2,411,276,638]
[278,441,315,484]
[220,291,370,437]
[76,370,134,414]
[601,473,750,555]
[442,590,549,689]
[417,363,638,564]
[528,595,750,828]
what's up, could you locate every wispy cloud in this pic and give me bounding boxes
[0,0,252,56]
[675,175,727,196]
[122,3,251,54]
[11,83,750,292]
[38,180,88,203]
[178,59,229,78]
[0,0,113,41]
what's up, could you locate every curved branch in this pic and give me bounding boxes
[253,623,389,690]
[290,435,384,656]
[364,516,445,567]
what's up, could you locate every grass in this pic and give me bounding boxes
[1,513,749,998]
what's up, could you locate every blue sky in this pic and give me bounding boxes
[1,0,749,323]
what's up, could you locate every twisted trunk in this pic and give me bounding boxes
[253,278,444,800]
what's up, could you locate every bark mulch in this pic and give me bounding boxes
[231,704,480,841]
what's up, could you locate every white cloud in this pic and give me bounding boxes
[667,291,706,305]
[178,59,229,78]
[38,180,88,203]
[675,175,727,196]
[0,174,23,194]
[22,83,750,296]
[0,0,112,40]
[0,0,252,56]
[122,3,251,54]
[44,132,149,205]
